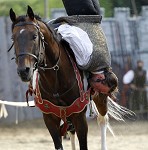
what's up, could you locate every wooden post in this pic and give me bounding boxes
[44,0,49,19]
[131,0,138,16]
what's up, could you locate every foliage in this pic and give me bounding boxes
[100,0,148,16]
[98,0,145,16]
[0,0,147,17]
[0,0,42,16]
[0,0,63,17]
[99,0,114,17]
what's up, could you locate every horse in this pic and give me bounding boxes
[9,6,133,150]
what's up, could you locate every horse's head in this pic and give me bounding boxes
[9,6,45,82]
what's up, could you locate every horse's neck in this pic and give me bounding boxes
[39,28,80,102]
[45,34,60,66]
[42,25,71,74]
[44,40,73,83]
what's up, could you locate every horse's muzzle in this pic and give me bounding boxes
[17,67,32,82]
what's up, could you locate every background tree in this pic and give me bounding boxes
[107,0,148,16]
[99,0,113,16]
[0,0,63,17]
[0,0,147,17]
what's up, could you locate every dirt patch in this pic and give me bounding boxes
[0,119,148,150]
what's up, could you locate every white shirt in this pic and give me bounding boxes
[123,70,134,84]
[57,24,93,67]
[123,69,148,84]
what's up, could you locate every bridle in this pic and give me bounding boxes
[15,21,46,69]
[9,21,61,71]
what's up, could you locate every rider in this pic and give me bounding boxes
[59,0,118,95]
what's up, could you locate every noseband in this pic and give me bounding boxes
[10,21,46,69]
[17,52,38,61]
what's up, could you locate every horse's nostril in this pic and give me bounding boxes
[25,67,30,73]
[17,67,31,81]
[17,70,21,75]
[17,67,30,76]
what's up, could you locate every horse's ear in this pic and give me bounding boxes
[9,8,16,22]
[27,5,34,20]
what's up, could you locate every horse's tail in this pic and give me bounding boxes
[91,96,135,136]
[107,96,135,122]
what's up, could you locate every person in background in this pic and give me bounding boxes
[123,60,148,119]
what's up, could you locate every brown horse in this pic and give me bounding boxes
[9,6,91,150]
[9,6,131,150]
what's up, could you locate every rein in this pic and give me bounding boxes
[39,47,61,71]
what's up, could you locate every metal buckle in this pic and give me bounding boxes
[53,64,59,71]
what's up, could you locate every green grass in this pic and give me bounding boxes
[0,0,64,17]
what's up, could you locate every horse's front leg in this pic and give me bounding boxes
[93,93,108,150]
[70,109,88,150]
[43,113,63,150]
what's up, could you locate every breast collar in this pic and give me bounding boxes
[26,57,91,136]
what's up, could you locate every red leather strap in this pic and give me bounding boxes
[34,71,90,136]
[71,58,84,101]
[34,57,89,119]
[35,89,90,120]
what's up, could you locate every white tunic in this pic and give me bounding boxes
[123,69,148,84]
[57,24,93,67]
[123,70,134,84]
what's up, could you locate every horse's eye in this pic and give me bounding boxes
[33,34,37,40]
